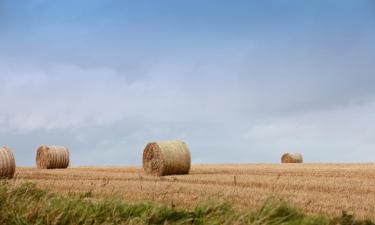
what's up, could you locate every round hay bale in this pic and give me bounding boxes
[143,140,191,176]
[36,145,70,169]
[281,153,303,163]
[0,146,16,179]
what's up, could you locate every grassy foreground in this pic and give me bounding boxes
[0,182,373,225]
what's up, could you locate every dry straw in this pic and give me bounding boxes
[0,146,16,179]
[36,145,70,169]
[281,153,303,163]
[143,140,191,176]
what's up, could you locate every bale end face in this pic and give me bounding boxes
[36,145,49,169]
[143,142,164,176]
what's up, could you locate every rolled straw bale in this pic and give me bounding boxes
[0,146,16,179]
[36,145,69,169]
[143,140,191,176]
[281,153,303,163]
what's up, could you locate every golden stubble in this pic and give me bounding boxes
[12,164,375,219]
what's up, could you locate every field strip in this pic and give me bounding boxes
[13,164,375,219]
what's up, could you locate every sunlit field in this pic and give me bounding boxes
[13,163,375,220]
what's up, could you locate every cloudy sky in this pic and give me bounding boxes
[1,1,374,166]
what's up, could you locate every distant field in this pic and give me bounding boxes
[14,164,375,219]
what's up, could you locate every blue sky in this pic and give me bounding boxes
[0,1,375,166]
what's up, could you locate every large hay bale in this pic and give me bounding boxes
[143,140,191,176]
[36,145,70,169]
[281,153,303,163]
[0,146,16,179]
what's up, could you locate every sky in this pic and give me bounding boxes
[0,1,375,166]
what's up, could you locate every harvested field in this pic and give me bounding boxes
[13,164,375,219]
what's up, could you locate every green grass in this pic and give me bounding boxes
[0,182,373,225]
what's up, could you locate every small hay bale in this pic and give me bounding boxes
[143,140,191,176]
[281,153,303,163]
[0,146,16,179]
[36,145,70,169]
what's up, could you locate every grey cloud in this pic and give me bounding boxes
[0,40,375,166]
[1,1,375,166]
[243,100,375,163]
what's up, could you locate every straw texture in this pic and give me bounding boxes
[36,145,70,169]
[143,140,191,176]
[281,153,303,163]
[0,146,16,179]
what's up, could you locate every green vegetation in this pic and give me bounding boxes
[0,182,373,225]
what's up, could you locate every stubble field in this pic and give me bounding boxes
[13,164,375,219]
